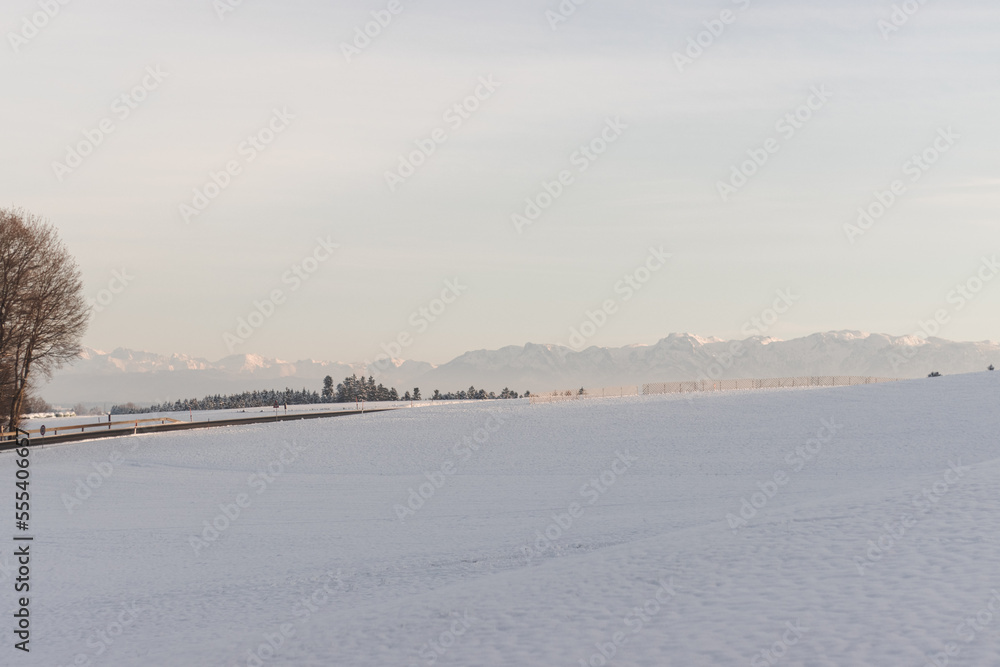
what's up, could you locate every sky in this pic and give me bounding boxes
[2,0,998,365]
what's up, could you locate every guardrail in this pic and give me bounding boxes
[0,407,398,450]
[1,417,185,440]
[530,376,900,404]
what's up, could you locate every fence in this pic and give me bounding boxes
[0,408,400,449]
[529,376,900,404]
[1,417,186,439]
[530,386,640,404]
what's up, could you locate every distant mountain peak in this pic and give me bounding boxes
[44,332,1000,405]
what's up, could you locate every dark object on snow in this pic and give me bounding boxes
[989,364,995,371]
[928,371,942,377]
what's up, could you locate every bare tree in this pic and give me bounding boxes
[20,392,52,414]
[0,208,88,432]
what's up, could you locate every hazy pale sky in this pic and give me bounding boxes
[3,0,998,364]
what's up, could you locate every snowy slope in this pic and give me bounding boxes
[39,332,1000,405]
[6,372,1000,665]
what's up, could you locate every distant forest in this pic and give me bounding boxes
[325,375,525,402]
[111,387,324,414]
[109,374,526,414]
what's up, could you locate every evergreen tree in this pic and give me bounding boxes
[110,375,521,414]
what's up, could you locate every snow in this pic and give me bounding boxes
[5,372,1000,665]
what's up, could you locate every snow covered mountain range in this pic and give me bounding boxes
[40,331,1000,406]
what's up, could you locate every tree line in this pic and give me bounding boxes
[324,374,400,402]
[430,386,525,400]
[111,388,324,414]
[110,376,528,415]
[0,207,534,429]
[323,375,526,402]
[1,208,88,431]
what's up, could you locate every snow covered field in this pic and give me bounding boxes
[5,373,1000,666]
